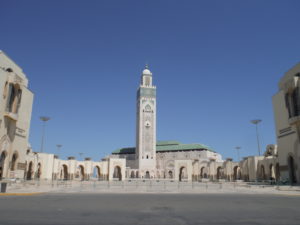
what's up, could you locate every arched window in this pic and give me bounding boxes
[145,104,151,112]
[292,88,300,117]
[5,84,22,113]
[6,83,15,112]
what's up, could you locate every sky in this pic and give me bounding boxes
[1,0,300,161]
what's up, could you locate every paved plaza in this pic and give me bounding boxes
[0,193,300,225]
[4,180,300,195]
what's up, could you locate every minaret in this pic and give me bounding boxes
[136,65,156,178]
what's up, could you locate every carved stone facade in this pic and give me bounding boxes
[136,65,157,178]
[273,62,300,184]
[0,51,34,180]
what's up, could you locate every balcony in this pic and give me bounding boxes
[4,111,18,121]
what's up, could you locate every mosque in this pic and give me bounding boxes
[111,66,223,180]
[0,50,299,184]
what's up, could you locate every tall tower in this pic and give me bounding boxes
[136,65,156,178]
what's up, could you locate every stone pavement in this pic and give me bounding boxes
[2,180,300,196]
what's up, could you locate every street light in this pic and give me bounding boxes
[79,152,84,161]
[40,116,51,153]
[251,119,262,156]
[56,144,62,158]
[235,146,241,161]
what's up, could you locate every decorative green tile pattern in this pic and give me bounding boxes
[138,87,156,98]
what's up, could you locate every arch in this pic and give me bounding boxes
[113,166,122,181]
[136,171,139,178]
[217,166,224,179]
[269,164,275,181]
[168,170,173,179]
[145,171,150,179]
[260,165,266,180]
[77,165,85,180]
[130,171,135,178]
[233,166,241,180]
[93,166,101,179]
[6,83,22,113]
[0,151,7,179]
[60,164,68,180]
[200,167,207,178]
[179,167,187,181]
[145,104,151,111]
[10,152,18,171]
[288,156,297,184]
[37,163,42,179]
[26,161,33,180]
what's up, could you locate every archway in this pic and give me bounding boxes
[233,166,241,180]
[78,165,85,180]
[26,161,33,180]
[130,171,135,178]
[0,151,7,179]
[168,170,173,179]
[200,167,205,178]
[37,163,42,179]
[217,167,224,179]
[113,166,122,181]
[93,166,101,179]
[136,171,139,179]
[200,167,208,179]
[145,171,150,179]
[179,167,187,181]
[261,165,266,180]
[61,164,68,180]
[10,152,18,171]
[269,164,275,181]
[288,156,297,184]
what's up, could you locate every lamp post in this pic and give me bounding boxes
[56,144,62,158]
[235,146,241,161]
[40,116,50,153]
[79,152,84,161]
[251,119,262,156]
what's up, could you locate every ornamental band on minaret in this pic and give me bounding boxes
[136,65,157,178]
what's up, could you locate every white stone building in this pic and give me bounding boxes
[112,66,224,181]
[0,51,34,180]
[273,62,300,184]
[0,51,126,182]
[1,50,288,184]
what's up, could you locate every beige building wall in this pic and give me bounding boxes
[0,51,34,180]
[273,62,300,184]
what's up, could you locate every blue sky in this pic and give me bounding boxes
[1,0,300,161]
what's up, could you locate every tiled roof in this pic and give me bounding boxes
[112,141,215,154]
